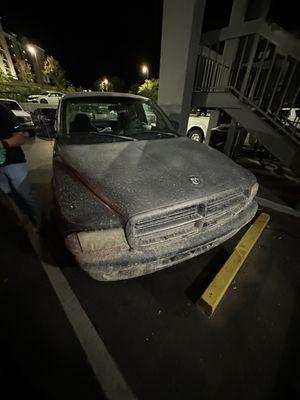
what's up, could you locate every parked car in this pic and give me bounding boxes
[52,92,258,281]
[280,107,300,136]
[31,107,57,138]
[280,107,300,123]
[0,98,35,137]
[187,110,210,142]
[146,106,210,142]
[27,91,64,105]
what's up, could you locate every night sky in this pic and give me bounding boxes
[0,1,297,89]
[0,1,164,89]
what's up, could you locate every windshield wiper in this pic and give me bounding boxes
[147,130,177,137]
[88,130,136,141]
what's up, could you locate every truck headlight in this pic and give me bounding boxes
[65,228,129,254]
[248,182,259,202]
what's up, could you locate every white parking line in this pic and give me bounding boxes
[256,196,300,218]
[29,234,137,400]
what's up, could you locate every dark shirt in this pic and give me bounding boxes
[0,104,26,166]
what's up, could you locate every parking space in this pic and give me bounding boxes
[0,138,298,399]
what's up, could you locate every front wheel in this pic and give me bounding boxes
[40,98,48,104]
[188,128,204,142]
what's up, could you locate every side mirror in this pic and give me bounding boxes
[170,120,179,131]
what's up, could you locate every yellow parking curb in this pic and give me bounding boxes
[197,212,270,317]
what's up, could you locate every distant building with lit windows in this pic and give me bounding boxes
[0,16,45,83]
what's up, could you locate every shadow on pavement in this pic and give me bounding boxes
[0,192,105,400]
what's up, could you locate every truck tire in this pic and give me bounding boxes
[188,127,205,142]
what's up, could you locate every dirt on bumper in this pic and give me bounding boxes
[65,202,258,281]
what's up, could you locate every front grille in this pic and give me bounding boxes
[203,191,247,231]
[128,190,248,248]
[129,205,204,247]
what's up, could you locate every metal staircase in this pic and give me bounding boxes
[192,18,300,175]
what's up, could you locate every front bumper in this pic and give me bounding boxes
[65,201,258,281]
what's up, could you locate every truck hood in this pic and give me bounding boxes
[57,137,256,219]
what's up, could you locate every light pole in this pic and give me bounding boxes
[141,65,149,79]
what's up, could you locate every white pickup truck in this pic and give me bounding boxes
[187,112,210,142]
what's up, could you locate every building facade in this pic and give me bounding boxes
[0,17,45,84]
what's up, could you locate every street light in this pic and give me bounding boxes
[102,78,109,91]
[27,44,36,56]
[141,65,149,79]
[26,44,40,83]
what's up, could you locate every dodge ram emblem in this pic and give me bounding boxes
[189,176,201,185]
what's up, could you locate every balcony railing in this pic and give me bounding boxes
[194,32,300,145]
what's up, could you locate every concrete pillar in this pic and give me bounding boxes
[224,120,238,157]
[206,110,220,145]
[222,0,249,85]
[223,0,271,71]
[229,0,249,26]
[245,0,271,21]
[234,127,248,157]
[158,0,206,135]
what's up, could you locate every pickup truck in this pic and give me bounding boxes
[52,92,258,280]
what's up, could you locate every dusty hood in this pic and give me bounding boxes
[57,137,256,218]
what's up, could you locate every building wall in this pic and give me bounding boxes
[0,19,17,78]
[0,17,45,84]
[158,0,206,134]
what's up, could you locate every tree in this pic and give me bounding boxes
[128,83,140,95]
[110,76,126,92]
[138,79,159,101]
[65,84,76,93]
[0,68,9,84]
[42,56,67,88]
[15,59,34,83]
[94,77,113,92]
[93,75,125,92]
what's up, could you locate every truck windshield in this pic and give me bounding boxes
[60,96,177,143]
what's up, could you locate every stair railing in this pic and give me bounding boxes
[194,26,300,145]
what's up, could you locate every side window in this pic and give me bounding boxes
[142,103,157,126]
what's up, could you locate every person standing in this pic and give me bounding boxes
[0,103,41,227]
